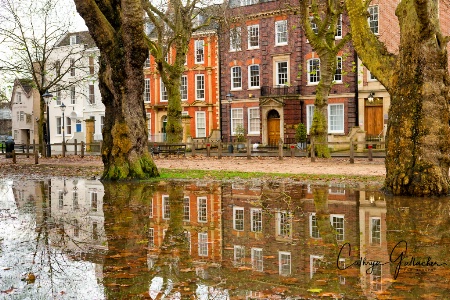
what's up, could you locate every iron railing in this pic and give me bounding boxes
[261,85,301,97]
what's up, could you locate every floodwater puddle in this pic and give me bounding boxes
[0,178,449,299]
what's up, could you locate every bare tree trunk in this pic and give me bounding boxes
[164,77,183,143]
[74,0,159,180]
[347,0,450,196]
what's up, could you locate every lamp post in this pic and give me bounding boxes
[226,92,234,153]
[42,91,53,157]
[60,102,66,157]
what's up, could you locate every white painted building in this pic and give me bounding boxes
[46,31,104,149]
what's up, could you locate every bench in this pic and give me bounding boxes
[151,143,186,157]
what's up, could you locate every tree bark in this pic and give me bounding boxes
[74,0,159,180]
[347,0,450,196]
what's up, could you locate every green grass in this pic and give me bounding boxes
[157,168,384,185]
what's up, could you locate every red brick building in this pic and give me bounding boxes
[219,0,357,146]
[144,23,220,143]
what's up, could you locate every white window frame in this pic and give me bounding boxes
[251,248,263,271]
[180,75,188,101]
[198,232,208,256]
[248,107,260,135]
[275,20,288,45]
[195,40,204,64]
[279,251,291,276]
[247,25,259,49]
[66,117,72,135]
[195,74,205,100]
[183,197,190,221]
[90,191,98,211]
[328,103,344,133]
[276,210,292,239]
[162,195,170,219]
[70,58,75,76]
[309,213,321,239]
[234,245,245,266]
[196,111,206,138]
[231,108,244,135]
[248,64,260,89]
[144,78,150,103]
[231,66,242,90]
[335,14,342,39]
[146,113,151,138]
[56,117,62,135]
[70,86,76,104]
[250,208,262,232]
[306,105,315,134]
[367,69,377,81]
[307,58,321,85]
[334,56,343,83]
[330,214,345,241]
[368,5,379,35]
[70,35,78,45]
[230,27,242,51]
[276,61,288,86]
[370,217,381,245]
[197,196,207,223]
[160,79,168,102]
[233,206,244,231]
[310,255,324,278]
[89,84,95,104]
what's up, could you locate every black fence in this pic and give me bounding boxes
[261,85,301,96]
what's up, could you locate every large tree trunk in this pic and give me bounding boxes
[74,0,159,180]
[347,0,450,196]
[384,0,450,196]
[163,75,183,143]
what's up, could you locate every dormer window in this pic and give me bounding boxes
[70,35,79,45]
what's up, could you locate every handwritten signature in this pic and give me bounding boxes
[337,241,447,279]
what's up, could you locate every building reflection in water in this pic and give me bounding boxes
[4,178,450,298]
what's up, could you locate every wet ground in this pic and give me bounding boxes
[1,177,449,299]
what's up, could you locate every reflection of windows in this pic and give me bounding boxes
[310,213,321,238]
[371,264,382,291]
[248,107,260,134]
[310,255,323,278]
[198,232,208,256]
[149,228,154,247]
[370,217,381,245]
[275,20,288,45]
[331,214,345,241]
[279,251,291,276]
[90,191,98,211]
[58,191,64,210]
[73,219,79,237]
[276,211,292,239]
[162,195,170,219]
[250,208,262,232]
[230,27,242,51]
[197,196,207,222]
[338,258,346,284]
[334,56,342,82]
[368,6,379,34]
[329,183,346,194]
[251,248,263,271]
[183,197,190,221]
[72,191,79,210]
[149,197,153,218]
[234,245,245,266]
[92,222,98,240]
[233,207,244,231]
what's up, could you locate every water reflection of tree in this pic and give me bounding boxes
[309,186,361,298]
[386,196,450,298]
[101,182,155,299]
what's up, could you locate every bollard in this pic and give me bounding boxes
[81,141,85,158]
[62,140,66,157]
[74,139,78,156]
[247,139,251,160]
[12,150,16,164]
[290,144,295,158]
[349,139,354,164]
[311,138,316,162]
[218,142,222,159]
[368,144,373,161]
[206,143,211,157]
[34,149,39,164]
[278,140,283,160]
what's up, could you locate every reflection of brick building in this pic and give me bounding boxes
[148,182,222,267]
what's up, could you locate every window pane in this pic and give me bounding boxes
[249,65,260,88]
[277,62,288,85]
[231,66,242,89]
[329,104,344,133]
[276,20,288,44]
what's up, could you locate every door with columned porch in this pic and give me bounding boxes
[267,110,280,146]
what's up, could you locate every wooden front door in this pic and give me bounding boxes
[268,118,280,146]
[364,106,383,136]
